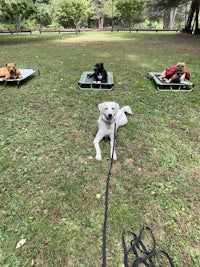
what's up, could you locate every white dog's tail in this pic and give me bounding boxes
[121,106,133,114]
[116,105,133,128]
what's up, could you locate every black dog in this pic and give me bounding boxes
[88,63,107,83]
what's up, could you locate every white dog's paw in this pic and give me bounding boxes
[111,153,117,161]
[95,154,102,161]
[180,80,187,84]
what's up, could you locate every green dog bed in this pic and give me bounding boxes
[78,71,114,90]
[148,72,194,92]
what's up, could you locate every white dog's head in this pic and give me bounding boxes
[98,102,120,124]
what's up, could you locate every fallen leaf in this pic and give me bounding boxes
[44,237,51,245]
[31,259,37,266]
[16,238,26,249]
[43,209,48,215]
[63,120,69,126]
[96,193,101,199]
[125,158,134,164]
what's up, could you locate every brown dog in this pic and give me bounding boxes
[159,62,189,83]
[0,63,22,80]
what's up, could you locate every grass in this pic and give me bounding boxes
[0,31,200,267]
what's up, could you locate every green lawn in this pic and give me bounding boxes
[0,32,200,267]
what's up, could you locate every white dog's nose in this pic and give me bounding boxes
[108,113,112,118]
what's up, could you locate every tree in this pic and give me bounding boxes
[88,0,114,28]
[54,0,91,31]
[116,0,145,30]
[185,0,200,34]
[146,0,190,29]
[34,3,52,29]
[0,0,36,31]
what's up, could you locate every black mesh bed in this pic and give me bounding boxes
[148,72,194,92]
[78,71,114,90]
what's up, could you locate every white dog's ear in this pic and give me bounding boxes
[98,103,104,112]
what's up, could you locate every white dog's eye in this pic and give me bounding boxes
[112,107,115,110]
[105,107,108,110]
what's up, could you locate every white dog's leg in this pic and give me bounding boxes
[110,134,117,160]
[93,132,103,161]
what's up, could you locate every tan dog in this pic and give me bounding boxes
[159,62,188,83]
[0,63,22,80]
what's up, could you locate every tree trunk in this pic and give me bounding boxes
[87,17,91,28]
[74,20,80,34]
[163,8,177,30]
[99,16,104,28]
[185,0,200,34]
[15,17,21,33]
[170,8,177,29]
[194,1,200,34]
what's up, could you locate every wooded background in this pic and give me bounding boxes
[0,0,199,34]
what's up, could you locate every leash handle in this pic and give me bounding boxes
[122,226,175,267]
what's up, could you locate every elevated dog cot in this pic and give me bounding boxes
[148,72,194,92]
[0,69,40,88]
[78,71,114,90]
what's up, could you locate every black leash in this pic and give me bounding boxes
[101,124,175,267]
[102,123,116,267]
[122,226,175,267]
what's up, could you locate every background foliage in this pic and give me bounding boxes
[0,0,196,31]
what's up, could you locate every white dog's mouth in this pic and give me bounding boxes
[105,115,115,124]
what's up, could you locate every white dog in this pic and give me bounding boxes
[93,102,133,161]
